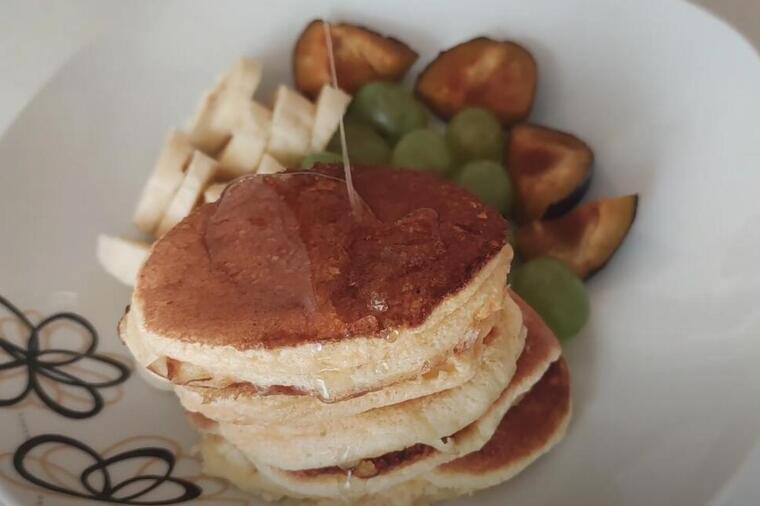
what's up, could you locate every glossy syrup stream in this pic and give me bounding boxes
[323,20,364,221]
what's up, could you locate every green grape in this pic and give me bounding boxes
[510,257,590,340]
[454,160,514,215]
[301,151,342,169]
[446,107,504,163]
[327,120,391,165]
[350,82,428,142]
[391,129,453,175]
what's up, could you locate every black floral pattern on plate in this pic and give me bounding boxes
[14,434,202,504]
[0,294,131,419]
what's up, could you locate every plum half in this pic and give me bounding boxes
[415,37,537,126]
[506,124,594,223]
[293,20,418,100]
[516,195,638,279]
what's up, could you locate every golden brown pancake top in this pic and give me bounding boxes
[137,165,507,349]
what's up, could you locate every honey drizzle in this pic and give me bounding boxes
[323,20,363,221]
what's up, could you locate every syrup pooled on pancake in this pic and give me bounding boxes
[137,165,507,349]
[205,176,318,318]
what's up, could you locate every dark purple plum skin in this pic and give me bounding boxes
[542,167,593,220]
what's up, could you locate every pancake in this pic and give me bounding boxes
[174,330,486,425]
[217,294,525,470]
[195,345,569,505]
[123,284,500,394]
[240,294,563,499]
[198,434,299,502]
[123,268,502,395]
[426,358,571,495]
[126,166,510,400]
[198,434,431,506]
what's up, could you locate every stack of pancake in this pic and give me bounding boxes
[119,165,571,505]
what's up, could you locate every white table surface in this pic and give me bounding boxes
[0,1,758,504]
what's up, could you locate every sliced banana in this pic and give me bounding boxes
[189,93,240,154]
[218,129,267,177]
[311,85,352,152]
[203,182,228,203]
[156,151,218,236]
[133,130,193,234]
[243,101,272,139]
[257,153,286,175]
[97,235,151,287]
[266,85,316,167]
[189,58,263,153]
[218,57,264,97]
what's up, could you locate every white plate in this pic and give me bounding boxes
[2,1,760,505]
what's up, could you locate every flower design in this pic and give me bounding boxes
[12,434,202,504]
[0,294,131,419]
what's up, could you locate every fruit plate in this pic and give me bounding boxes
[1,1,760,505]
